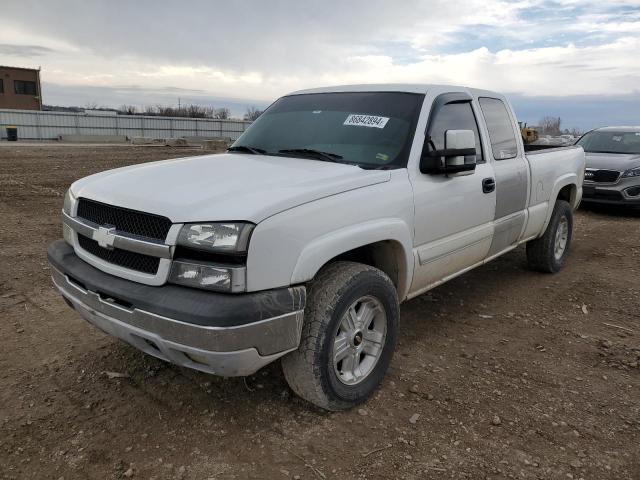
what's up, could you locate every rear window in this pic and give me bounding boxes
[479,98,518,160]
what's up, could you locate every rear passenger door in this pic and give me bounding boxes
[478,97,529,258]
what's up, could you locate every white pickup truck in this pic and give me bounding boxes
[48,84,585,410]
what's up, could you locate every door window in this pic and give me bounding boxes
[478,98,518,160]
[426,102,484,163]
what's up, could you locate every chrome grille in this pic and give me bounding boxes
[585,169,620,183]
[77,198,172,241]
[77,234,160,274]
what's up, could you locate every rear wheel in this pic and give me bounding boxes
[526,199,573,273]
[282,261,399,411]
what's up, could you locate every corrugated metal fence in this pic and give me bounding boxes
[0,108,251,141]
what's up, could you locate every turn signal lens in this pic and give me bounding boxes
[63,189,75,215]
[169,260,246,292]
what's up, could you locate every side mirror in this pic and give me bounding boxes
[420,129,477,175]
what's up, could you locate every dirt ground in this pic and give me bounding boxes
[0,145,638,480]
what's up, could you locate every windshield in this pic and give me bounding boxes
[231,92,425,168]
[577,130,640,155]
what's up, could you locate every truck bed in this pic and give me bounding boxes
[520,144,584,241]
[524,144,578,153]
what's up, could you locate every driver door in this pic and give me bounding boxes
[408,93,496,295]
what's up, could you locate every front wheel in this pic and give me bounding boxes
[526,199,573,273]
[281,261,399,411]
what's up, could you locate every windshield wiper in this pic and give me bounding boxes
[278,148,344,163]
[227,145,267,155]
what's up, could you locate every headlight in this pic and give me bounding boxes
[622,166,640,178]
[169,260,246,292]
[177,223,254,253]
[63,189,75,215]
[172,222,253,292]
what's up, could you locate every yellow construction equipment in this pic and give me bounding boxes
[519,122,539,144]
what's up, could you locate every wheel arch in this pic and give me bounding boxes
[540,175,578,235]
[557,183,578,206]
[290,219,414,300]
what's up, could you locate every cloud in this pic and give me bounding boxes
[510,92,640,131]
[0,0,534,70]
[0,0,638,127]
[41,82,268,118]
[0,44,54,57]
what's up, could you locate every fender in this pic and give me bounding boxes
[540,172,578,235]
[290,218,414,300]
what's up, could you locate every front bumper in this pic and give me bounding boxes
[48,240,306,376]
[581,179,640,206]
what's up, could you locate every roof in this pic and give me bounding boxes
[291,84,436,95]
[287,83,506,102]
[594,126,640,132]
[0,65,41,72]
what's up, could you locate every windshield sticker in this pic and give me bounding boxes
[344,114,389,129]
[376,153,389,162]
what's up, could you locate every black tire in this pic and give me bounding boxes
[526,199,573,273]
[281,261,399,411]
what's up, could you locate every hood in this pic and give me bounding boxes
[585,152,640,172]
[71,153,390,223]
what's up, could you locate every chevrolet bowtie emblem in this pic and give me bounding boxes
[93,226,116,249]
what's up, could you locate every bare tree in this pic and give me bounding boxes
[119,104,137,115]
[185,104,216,118]
[539,116,562,136]
[244,106,263,121]
[139,104,227,119]
[215,107,230,119]
[142,105,158,116]
[84,101,98,110]
[157,105,175,117]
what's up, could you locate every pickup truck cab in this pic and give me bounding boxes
[48,84,585,410]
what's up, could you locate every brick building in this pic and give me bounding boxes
[0,66,42,110]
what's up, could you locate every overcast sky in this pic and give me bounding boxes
[1,0,639,128]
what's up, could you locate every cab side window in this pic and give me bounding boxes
[427,102,484,163]
[478,98,518,160]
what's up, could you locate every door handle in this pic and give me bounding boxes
[482,177,496,193]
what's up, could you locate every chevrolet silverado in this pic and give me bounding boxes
[48,84,585,410]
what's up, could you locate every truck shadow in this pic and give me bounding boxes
[395,247,535,357]
[579,203,640,218]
